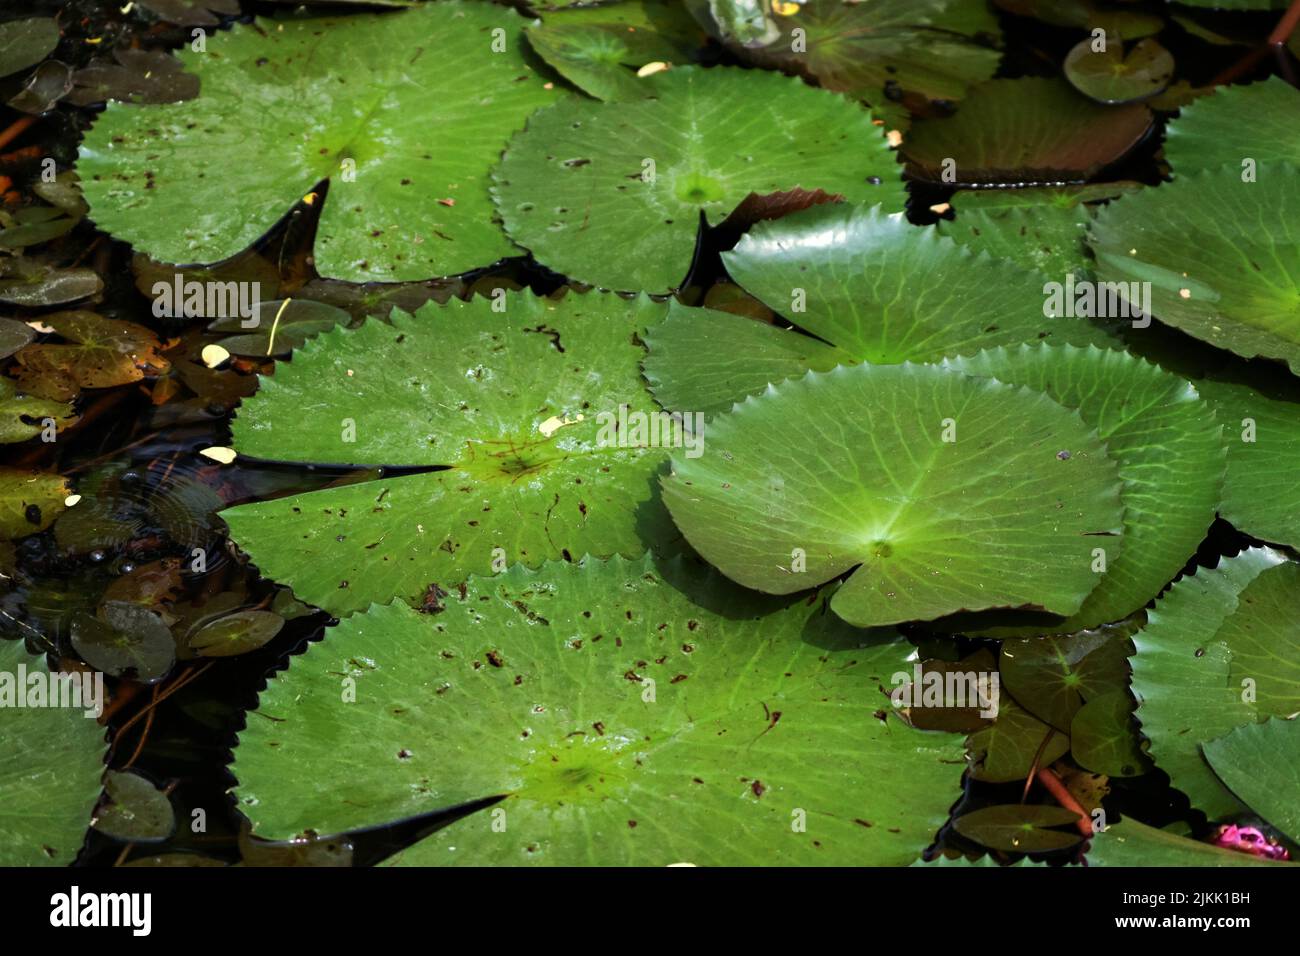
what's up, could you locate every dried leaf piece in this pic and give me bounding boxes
[11,310,170,401]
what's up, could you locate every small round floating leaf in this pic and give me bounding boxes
[661,362,1126,628]
[492,66,902,293]
[92,770,176,843]
[1090,162,1300,375]
[0,639,106,866]
[1064,38,1174,105]
[952,804,1084,853]
[189,610,285,658]
[77,3,557,282]
[231,554,966,865]
[903,77,1152,184]
[71,602,176,684]
[221,293,679,618]
[1203,719,1300,845]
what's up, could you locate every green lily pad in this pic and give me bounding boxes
[1090,161,1300,375]
[1197,379,1300,549]
[231,554,966,865]
[71,602,177,684]
[661,362,1126,628]
[525,0,703,102]
[0,18,59,80]
[78,3,557,282]
[0,639,106,865]
[688,0,782,46]
[952,804,1084,853]
[941,344,1223,634]
[1071,689,1148,777]
[995,0,1164,39]
[0,379,77,444]
[966,697,1069,784]
[0,467,70,539]
[207,298,352,357]
[1163,77,1299,175]
[188,609,285,658]
[91,770,176,843]
[11,311,170,402]
[644,301,853,418]
[1064,37,1174,105]
[1088,817,1292,866]
[1204,718,1300,845]
[1130,548,1292,820]
[491,66,902,293]
[221,292,679,618]
[1000,629,1131,732]
[731,0,1002,105]
[938,183,1143,279]
[903,78,1153,184]
[0,260,101,307]
[646,203,1121,417]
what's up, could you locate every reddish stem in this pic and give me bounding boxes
[1035,767,1093,838]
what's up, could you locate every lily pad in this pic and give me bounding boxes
[660,362,1126,628]
[525,0,704,102]
[1130,548,1293,820]
[0,18,60,79]
[10,311,170,401]
[0,639,106,866]
[0,468,70,539]
[903,77,1152,185]
[78,3,558,282]
[1204,718,1300,845]
[938,183,1142,279]
[1064,37,1174,105]
[966,697,1069,784]
[0,378,76,443]
[71,602,176,684]
[91,770,176,843]
[1090,162,1300,375]
[221,292,679,618]
[1196,378,1300,549]
[731,0,1002,105]
[941,344,1223,634]
[207,298,351,357]
[1000,629,1131,732]
[231,554,967,865]
[646,203,1121,417]
[492,66,902,293]
[1070,689,1148,777]
[952,804,1084,853]
[1088,817,1292,867]
[0,260,101,307]
[188,609,284,658]
[1162,77,1299,175]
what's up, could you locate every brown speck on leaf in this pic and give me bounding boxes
[486,650,504,668]
[751,780,765,798]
